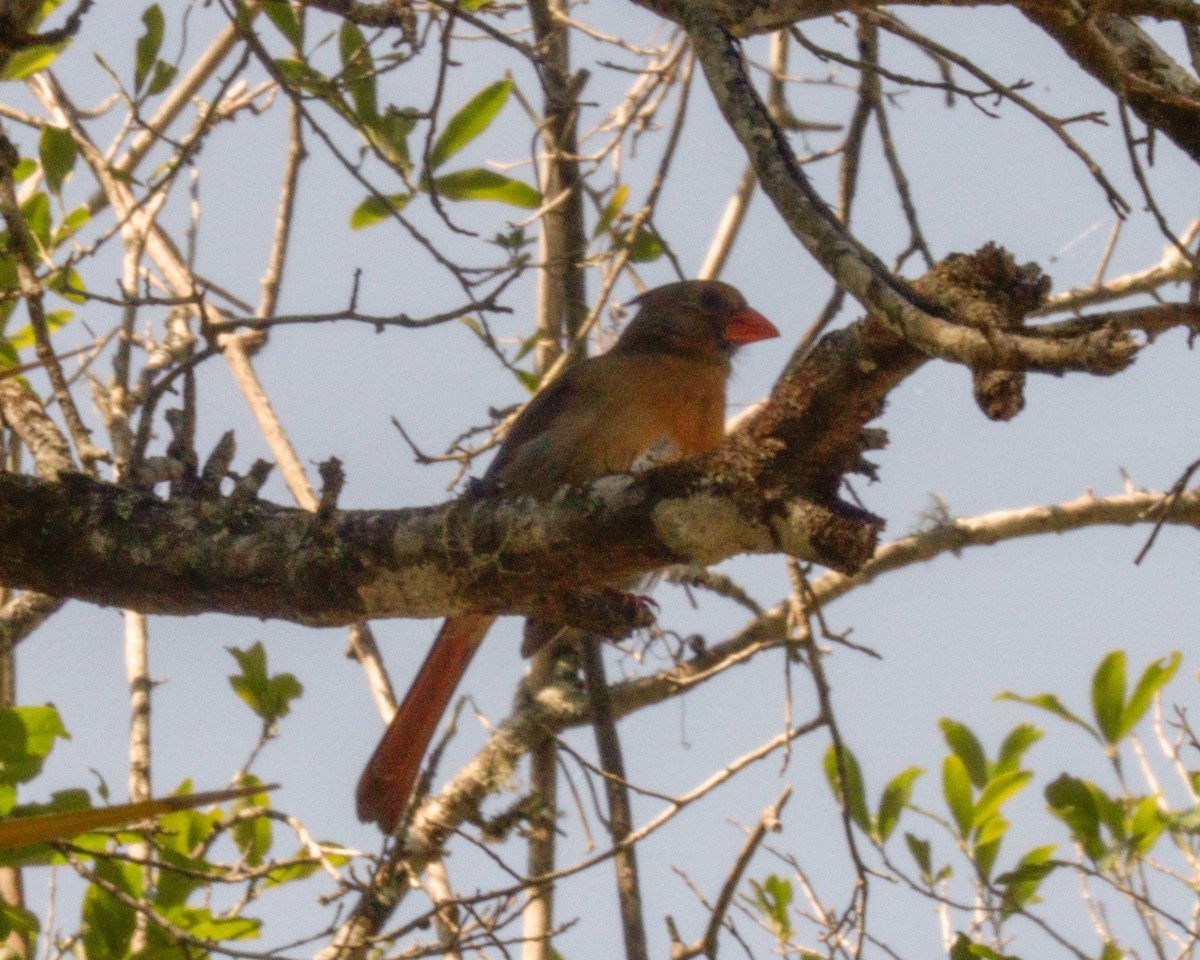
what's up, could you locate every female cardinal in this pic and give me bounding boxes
[356,279,779,831]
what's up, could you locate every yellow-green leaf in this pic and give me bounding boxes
[942,754,973,838]
[877,766,923,842]
[1092,650,1126,745]
[822,744,871,834]
[594,183,629,238]
[263,0,302,47]
[339,20,376,122]
[349,192,411,229]
[135,4,165,94]
[1120,651,1180,740]
[38,126,76,194]
[427,168,540,208]
[428,79,511,171]
[1,43,64,81]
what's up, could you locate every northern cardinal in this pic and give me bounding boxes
[356,280,779,831]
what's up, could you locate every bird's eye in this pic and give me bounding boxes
[698,288,726,312]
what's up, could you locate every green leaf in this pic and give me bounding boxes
[0,900,39,940]
[38,126,76,195]
[822,744,871,834]
[972,769,1033,829]
[231,777,272,867]
[155,847,211,909]
[1119,651,1180,740]
[513,367,541,393]
[146,59,177,96]
[426,168,540,208]
[265,845,346,886]
[366,106,414,171]
[0,706,68,789]
[949,933,1020,960]
[428,79,511,171]
[21,191,51,250]
[905,832,934,883]
[47,266,86,303]
[939,718,989,787]
[349,192,411,229]
[339,20,376,122]
[1,44,64,81]
[1129,794,1165,856]
[7,310,72,350]
[1044,774,1106,861]
[972,828,1004,884]
[942,754,974,839]
[994,723,1042,776]
[81,858,140,960]
[995,690,1098,741]
[135,4,165,94]
[627,227,664,263]
[165,905,261,941]
[594,183,629,238]
[274,57,334,99]
[264,856,320,886]
[53,206,91,245]
[1092,650,1126,745]
[263,0,302,47]
[876,766,923,842]
[747,874,792,943]
[995,844,1057,918]
[227,642,303,724]
[974,812,1009,850]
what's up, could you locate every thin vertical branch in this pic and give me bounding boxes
[529,0,588,368]
[0,596,29,960]
[523,1,589,954]
[218,337,318,510]
[0,129,102,471]
[697,163,755,281]
[425,859,465,960]
[125,613,152,805]
[124,610,152,954]
[582,636,649,960]
[522,642,559,960]
[257,76,306,321]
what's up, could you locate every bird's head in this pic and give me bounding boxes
[615,280,779,360]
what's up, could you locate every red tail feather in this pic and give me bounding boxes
[355,613,496,831]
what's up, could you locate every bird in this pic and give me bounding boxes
[356,279,779,831]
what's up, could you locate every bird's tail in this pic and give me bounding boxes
[355,613,496,831]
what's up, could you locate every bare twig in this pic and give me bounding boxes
[0,129,103,469]
[674,787,792,960]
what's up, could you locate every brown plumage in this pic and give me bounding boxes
[356,280,779,831]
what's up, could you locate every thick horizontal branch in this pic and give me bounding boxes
[0,462,876,627]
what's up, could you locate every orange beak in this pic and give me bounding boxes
[725,307,780,345]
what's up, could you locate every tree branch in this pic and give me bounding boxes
[1024,3,1200,164]
[0,456,874,626]
[682,8,1142,376]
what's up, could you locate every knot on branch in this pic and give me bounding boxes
[918,243,1050,331]
[915,243,1051,420]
